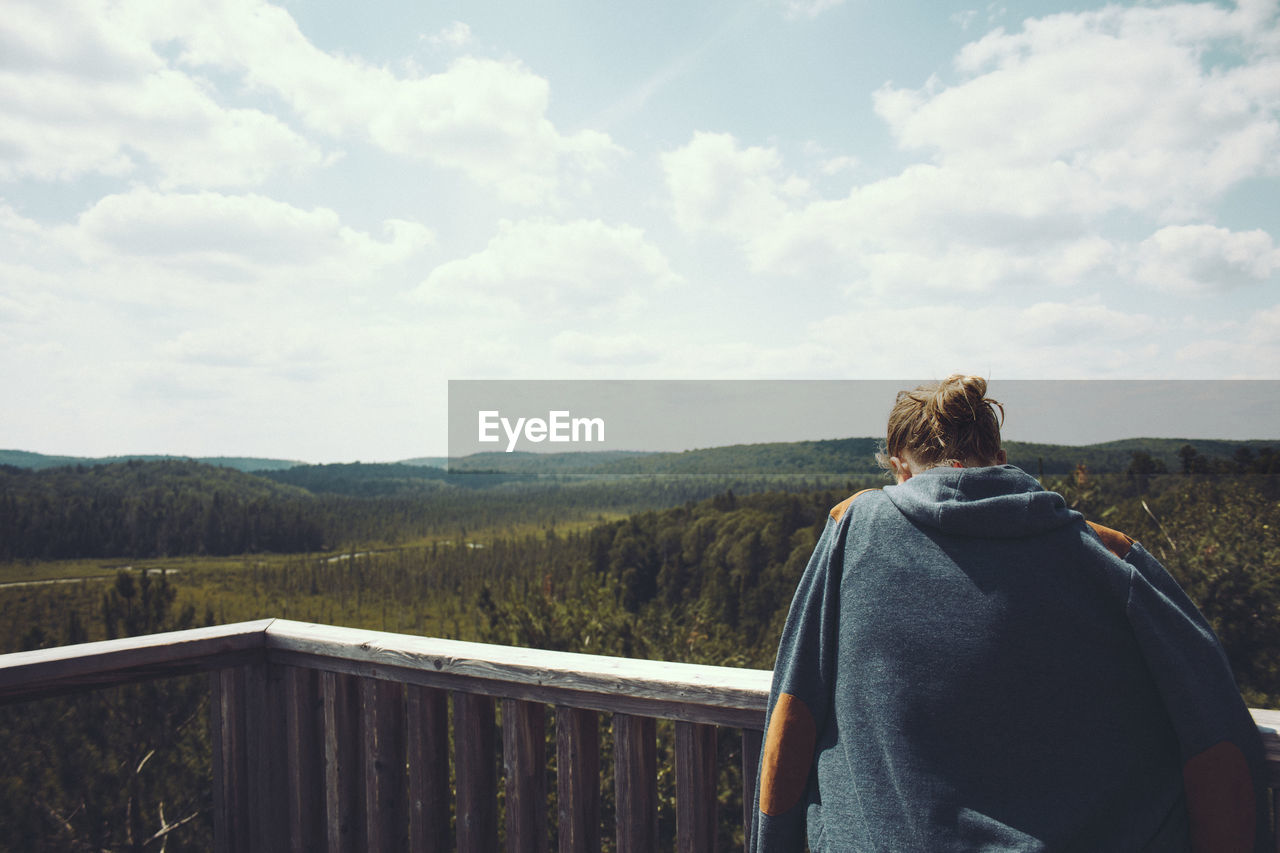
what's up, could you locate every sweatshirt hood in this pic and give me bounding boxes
[882,464,1079,538]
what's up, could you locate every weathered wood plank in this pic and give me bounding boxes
[323,671,365,853]
[211,667,250,853]
[271,648,765,729]
[503,699,548,853]
[556,706,600,853]
[265,620,771,719]
[406,684,450,853]
[455,692,498,853]
[362,678,407,851]
[614,714,657,853]
[740,728,762,853]
[675,721,717,853]
[245,662,289,853]
[283,666,325,853]
[0,620,272,705]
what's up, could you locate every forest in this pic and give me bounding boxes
[0,439,1277,850]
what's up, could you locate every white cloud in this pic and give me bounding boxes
[70,189,432,274]
[425,21,473,49]
[660,131,796,238]
[663,2,1280,303]
[809,299,1163,377]
[876,2,1280,219]
[364,57,622,205]
[1132,224,1279,292]
[1174,303,1280,374]
[662,133,1112,291]
[551,331,662,366]
[415,219,679,316]
[143,0,623,204]
[0,0,621,203]
[0,0,327,187]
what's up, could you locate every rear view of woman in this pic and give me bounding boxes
[752,375,1268,852]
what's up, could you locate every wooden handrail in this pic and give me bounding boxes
[0,618,273,704]
[263,619,771,728]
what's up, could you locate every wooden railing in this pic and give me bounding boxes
[0,619,770,852]
[2,618,1279,852]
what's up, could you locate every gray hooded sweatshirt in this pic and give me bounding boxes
[751,465,1267,852]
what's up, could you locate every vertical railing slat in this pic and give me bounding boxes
[741,728,762,853]
[556,705,601,853]
[245,662,289,852]
[323,671,365,852]
[406,684,451,853]
[455,692,499,853]
[676,720,717,853]
[363,678,408,851]
[503,699,549,853]
[614,714,658,853]
[284,666,325,852]
[211,666,249,853]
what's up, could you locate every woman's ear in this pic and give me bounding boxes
[889,456,913,483]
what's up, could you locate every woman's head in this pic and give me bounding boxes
[879,375,1005,479]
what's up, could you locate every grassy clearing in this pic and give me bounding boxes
[0,514,631,587]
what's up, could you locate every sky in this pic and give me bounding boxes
[2,0,1279,462]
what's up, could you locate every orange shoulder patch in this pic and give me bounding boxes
[829,488,876,522]
[759,692,818,817]
[1086,520,1135,559]
[1183,740,1256,852]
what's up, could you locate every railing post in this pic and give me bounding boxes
[455,692,498,853]
[556,705,601,853]
[211,666,249,853]
[614,714,658,853]
[245,661,289,852]
[407,684,451,852]
[676,721,717,853]
[323,671,365,852]
[503,699,549,853]
[283,666,325,852]
[363,678,407,851]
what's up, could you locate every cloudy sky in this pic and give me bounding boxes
[2,0,1278,461]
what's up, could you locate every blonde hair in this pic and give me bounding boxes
[877,375,1005,472]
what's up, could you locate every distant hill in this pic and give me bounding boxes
[0,450,305,472]
[441,436,1280,478]
[396,457,449,468]
[0,459,323,559]
[1003,437,1279,476]
[260,462,536,496]
[445,449,658,474]
[6,436,1276,485]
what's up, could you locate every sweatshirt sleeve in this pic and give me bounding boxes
[1098,526,1271,853]
[750,511,847,852]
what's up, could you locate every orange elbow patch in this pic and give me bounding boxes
[759,693,817,816]
[1183,740,1255,853]
[1086,520,1135,559]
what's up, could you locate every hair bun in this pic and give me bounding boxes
[928,374,989,422]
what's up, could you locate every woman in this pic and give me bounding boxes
[751,375,1268,852]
